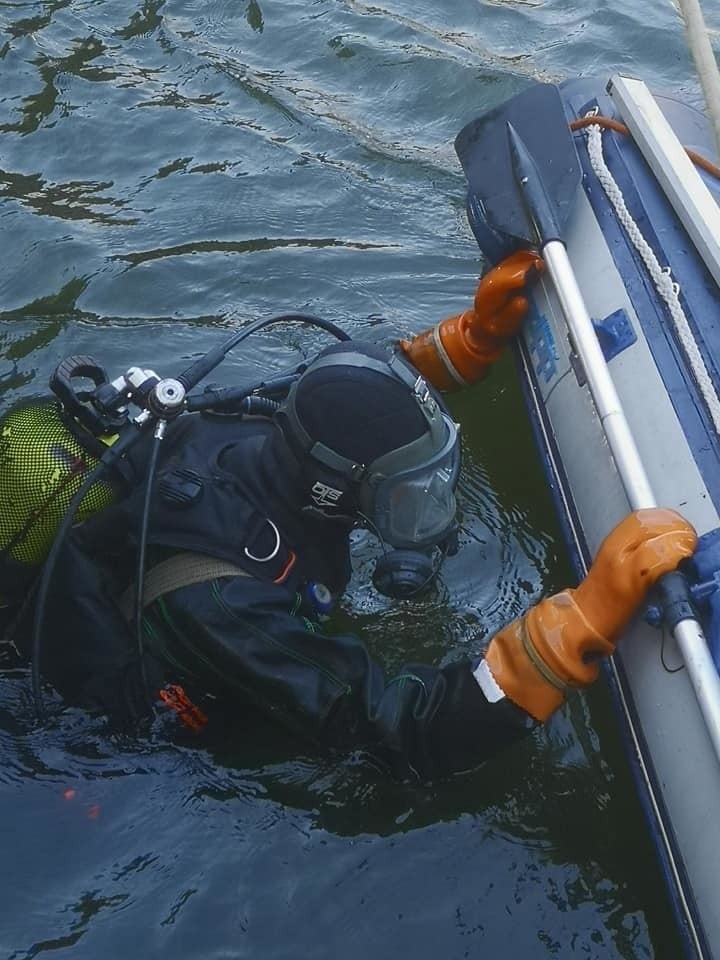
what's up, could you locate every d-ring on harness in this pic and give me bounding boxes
[244,519,281,563]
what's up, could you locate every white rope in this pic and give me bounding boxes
[585,120,720,435]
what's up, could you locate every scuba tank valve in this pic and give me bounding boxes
[0,360,170,603]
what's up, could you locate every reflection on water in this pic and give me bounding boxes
[0,0,705,957]
[0,673,673,959]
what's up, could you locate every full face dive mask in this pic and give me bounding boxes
[276,341,461,599]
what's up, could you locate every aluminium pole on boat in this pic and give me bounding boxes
[676,0,720,161]
[507,117,720,763]
[509,119,720,763]
[454,82,720,764]
[540,235,720,758]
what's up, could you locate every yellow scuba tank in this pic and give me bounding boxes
[0,356,124,603]
[0,399,116,563]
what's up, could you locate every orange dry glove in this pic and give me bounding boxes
[400,250,543,391]
[479,508,697,722]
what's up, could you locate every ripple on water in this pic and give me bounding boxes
[0,1,697,957]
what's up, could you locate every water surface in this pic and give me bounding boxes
[1,1,713,957]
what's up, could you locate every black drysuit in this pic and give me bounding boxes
[30,413,532,780]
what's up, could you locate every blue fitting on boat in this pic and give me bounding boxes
[592,308,637,362]
[687,527,720,669]
[644,603,664,628]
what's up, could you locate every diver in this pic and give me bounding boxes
[0,253,696,780]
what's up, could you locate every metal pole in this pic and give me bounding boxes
[676,0,720,162]
[543,238,720,759]
[543,241,656,509]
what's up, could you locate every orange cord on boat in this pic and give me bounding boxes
[569,115,720,180]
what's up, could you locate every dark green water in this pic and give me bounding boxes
[0,1,713,957]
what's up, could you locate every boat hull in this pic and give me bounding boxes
[463,76,720,959]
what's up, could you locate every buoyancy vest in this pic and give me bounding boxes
[77,413,353,597]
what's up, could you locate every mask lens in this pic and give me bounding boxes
[384,465,456,545]
[372,416,459,549]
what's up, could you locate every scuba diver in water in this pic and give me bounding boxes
[0,252,696,780]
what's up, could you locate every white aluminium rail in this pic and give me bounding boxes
[608,74,720,291]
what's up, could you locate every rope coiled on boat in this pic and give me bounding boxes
[582,117,720,436]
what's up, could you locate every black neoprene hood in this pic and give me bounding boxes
[291,340,430,466]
